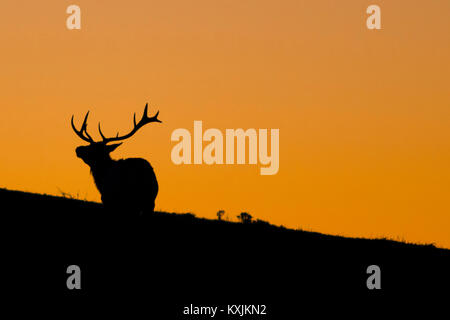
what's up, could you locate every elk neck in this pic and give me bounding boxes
[88,157,116,187]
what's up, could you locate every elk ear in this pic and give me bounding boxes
[106,143,122,153]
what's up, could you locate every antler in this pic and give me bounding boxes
[71,111,95,144]
[98,103,161,144]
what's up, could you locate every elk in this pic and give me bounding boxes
[71,103,161,215]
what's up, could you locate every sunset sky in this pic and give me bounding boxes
[1,1,449,248]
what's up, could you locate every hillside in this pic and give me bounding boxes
[2,187,449,315]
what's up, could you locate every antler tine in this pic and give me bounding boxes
[98,122,106,140]
[81,112,94,141]
[99,103,162,144]
[81,111,89,130]
[71,111,95,143]
[151,110,161,122]
[142,103,161,123]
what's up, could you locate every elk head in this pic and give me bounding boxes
[71,103,162,166]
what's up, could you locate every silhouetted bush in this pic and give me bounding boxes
[217,210,225,221]
[237,212,253,223]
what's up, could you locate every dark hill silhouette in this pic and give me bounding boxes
[2,187,449,316]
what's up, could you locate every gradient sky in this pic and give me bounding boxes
[1,1,449,248]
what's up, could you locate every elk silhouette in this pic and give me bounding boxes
[71,103,161,214]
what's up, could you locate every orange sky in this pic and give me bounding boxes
[1,1,449,248]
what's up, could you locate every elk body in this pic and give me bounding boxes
[71,104,161,214]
